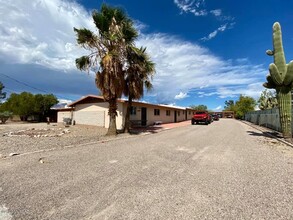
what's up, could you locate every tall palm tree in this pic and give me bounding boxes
[74,4,138,135]
[123,46,155,133]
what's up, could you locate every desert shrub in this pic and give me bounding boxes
[0,111,13,124]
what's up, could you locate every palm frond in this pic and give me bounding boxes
[75,56,90,71]
[73,28,97,48]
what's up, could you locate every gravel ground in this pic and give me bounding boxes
[0,122,110,157]
[1,120,293,219]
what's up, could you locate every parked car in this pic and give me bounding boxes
[191,111,212,125]
[212,114,219,121]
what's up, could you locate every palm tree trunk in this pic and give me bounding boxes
[124,95,133,133]
[107,98,117,136]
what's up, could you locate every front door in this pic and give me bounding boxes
[174,110,177,122]
[141,107,147,126]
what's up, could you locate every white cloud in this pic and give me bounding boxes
[0,0,266,104]
[0,0,95,71]
[174,0,207,16]
[134,20,149,34]
[210,9,222,17]
[174,1,235,41]
[175,92,189,99]
[137,34,266,103]
[58,98,73,104]
[201,23,235,41]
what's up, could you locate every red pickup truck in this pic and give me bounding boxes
[191,111,212,125]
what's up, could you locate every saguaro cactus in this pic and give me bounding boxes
[264,22,293,141]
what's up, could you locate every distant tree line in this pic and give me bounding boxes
[224,95,256,119]
[189,104,208,111]
[0,84,58,123]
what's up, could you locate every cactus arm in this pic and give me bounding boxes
[263,82,275,89]
[263,74,276,88]
[266,74,275,86]
[283,61,293,85]
[272,22,287,75]
[269,63,282,85]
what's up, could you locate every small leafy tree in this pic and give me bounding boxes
[224,100,236,111]
[33,94,58,121]
[6,92,35,121]
[0,82,12,124]
[3,92,58,121]
[224,96,256,119]
[0,81,6,100]
[0,111,13,124]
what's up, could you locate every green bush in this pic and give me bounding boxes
[0,111,13,124]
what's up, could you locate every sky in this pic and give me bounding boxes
[1,0,293,111]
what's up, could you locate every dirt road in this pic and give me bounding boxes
[1,119,293,219]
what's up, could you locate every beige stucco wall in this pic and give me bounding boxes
[73,102,125,129]
[146,107,174,125]
[186,110,195,120]
[128,103,188,126]
[60,100,192,128]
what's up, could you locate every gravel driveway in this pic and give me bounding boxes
[1,119,293,219]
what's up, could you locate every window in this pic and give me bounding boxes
[189,111,191,115]
[178,111,180,116]
[130,106,136,115]
[166,110,170,116]
[154,109,160,116]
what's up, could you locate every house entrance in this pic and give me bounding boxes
[174,110,177,122]
[141,107,147,126]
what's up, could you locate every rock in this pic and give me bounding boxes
[9,153,19,157]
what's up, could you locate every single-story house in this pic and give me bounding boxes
[57,95,192,129]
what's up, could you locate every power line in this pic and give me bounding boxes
[0,72,49,93]
[0,72,74,101]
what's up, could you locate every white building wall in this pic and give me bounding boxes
[146,107,174,125]
[73,102,125,129]
[62,99,191,128]
[127,104,188,126]
[176,109,186,122]
[186,110,195,120]
[73,103,107,127]
[57,111,72,123]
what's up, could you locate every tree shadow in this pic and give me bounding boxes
[129,126,163,135]
[247,130,283,139]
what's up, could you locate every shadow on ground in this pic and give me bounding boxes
[129,126,163,135]
[247,130,283,139]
